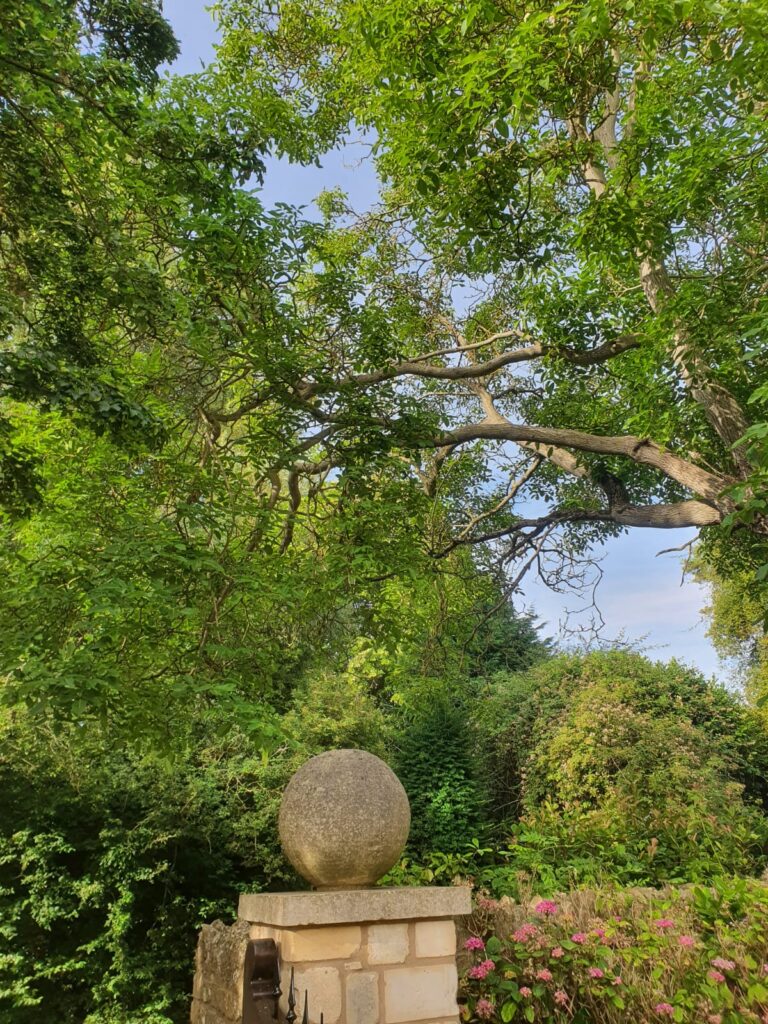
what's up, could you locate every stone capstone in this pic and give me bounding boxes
[278,749,410,889]
[238,886,472,926]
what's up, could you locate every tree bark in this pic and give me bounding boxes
[437,419,728,505]
[639,256,752,475]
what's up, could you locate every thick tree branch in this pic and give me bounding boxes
[436,419,728,504]
[570,74,752,477]
[207,334,640,427]
[295,333,640,399]
[434,497,720,559]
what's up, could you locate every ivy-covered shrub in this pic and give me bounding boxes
[0,673,390,1024]
[462,878,768,1023]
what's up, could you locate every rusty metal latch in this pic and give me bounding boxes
[243,938,281,1024]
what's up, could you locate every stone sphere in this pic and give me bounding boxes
[279,749,411,889]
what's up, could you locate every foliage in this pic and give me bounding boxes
[213,0,768,583]
[388,607,549,856]
[493,653,768,888]
[462,879,768,1024]
[692,544,768,710]
[394,686,489,855]
[1,2,541,733]
[0,0,178,491]
[0,672,391,1023]
[479,652,768,816]
[390,653,768,895]
[464,604,552,677]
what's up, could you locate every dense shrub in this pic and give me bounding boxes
[460,652,768,891]
[477,652,768,817]
[461,879,768,1024]
[394,687,488,855]
[0,674,389,1024]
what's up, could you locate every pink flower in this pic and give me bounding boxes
[654,1004,674,1016]
[763,963,768,974]
[707,1016,722,1024]
[550,947,564,959]
[678,935,695,947]
[465,937,485,952]
[711,957,735,971]
[654,919,675,930]
[475,998,494,1020]
[588,968,604,979]
[536,969,553,982]
[707,970,726,983]
[534,899,559,916]
[593,927,606,938]
[571,933,587,944]
[477,896,501,911]
[519,987,532,998]
[512,923,538,943]
[554,990,568,1007]
[613,976,623,986]
[469,960,496,980]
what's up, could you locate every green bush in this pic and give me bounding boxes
[464,652,768,889]
[0,673,390,1023]
[477,652,768,817]
[394,687,488,856]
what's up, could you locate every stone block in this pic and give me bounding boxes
[281,925,361,962]
[190,999,235,1024]
[346,971,379,1024]
[204,985,242,1021]
[285,965,343,1024]
[383,964,459,1023]
[239,886,472,927]
[367,923,409,964]
[414,920,457,958]
[192,920,249,1020]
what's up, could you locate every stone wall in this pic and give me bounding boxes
[249,918,460,1024]
[191,920,251,1024]
[190,887,471,1024]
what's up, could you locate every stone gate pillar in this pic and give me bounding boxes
[190,750,472,1024]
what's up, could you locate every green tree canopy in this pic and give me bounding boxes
[209,0,768,581]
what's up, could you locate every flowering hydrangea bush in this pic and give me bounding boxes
[461,879,768,1023]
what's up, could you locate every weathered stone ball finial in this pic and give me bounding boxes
[279,749,411,890]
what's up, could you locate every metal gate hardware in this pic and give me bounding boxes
[243,938,281,1024]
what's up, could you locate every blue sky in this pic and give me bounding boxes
[160,0,728,680]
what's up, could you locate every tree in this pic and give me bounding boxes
[692,541,768,707]
[209,0,768,587]
[0,1,178,497]
[0,0,275,512]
